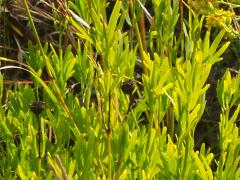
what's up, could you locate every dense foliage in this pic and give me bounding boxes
[0,0,240,179]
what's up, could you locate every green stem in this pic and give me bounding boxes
[37,158,41,177]
[180,0,184,57]
[107,132,112,180]
[37,114,41,176]
[218,111,229,179]
[166,106,174,139]
[139,12,147,51]
[181,135,189,180]
[22,0,45,58]
[107,81,112,179]
[129,0,148,75]
[23,0,81,138]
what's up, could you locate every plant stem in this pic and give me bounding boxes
[139,12,147,51]
[37,114,41,176]
[129,0,148,75]
[107,132,112,180]
[182,135,189,179]
[23,0,81,138]
[180,0,184,57]
[166,106,174,139]
[107,83,112,179]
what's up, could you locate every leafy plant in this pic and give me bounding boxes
[0,0,240,179]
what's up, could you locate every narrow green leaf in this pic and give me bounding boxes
[107,1,122,46]
[70,18,93,44]
[202,30,210,61]
[211,42,230,63]
[91,8,104,34]
[209,30,225,55]
[193,153,208,179]
[40,118,46,158]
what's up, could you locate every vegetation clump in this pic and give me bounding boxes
[0,0,240,179]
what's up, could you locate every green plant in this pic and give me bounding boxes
[0,0,240,179]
